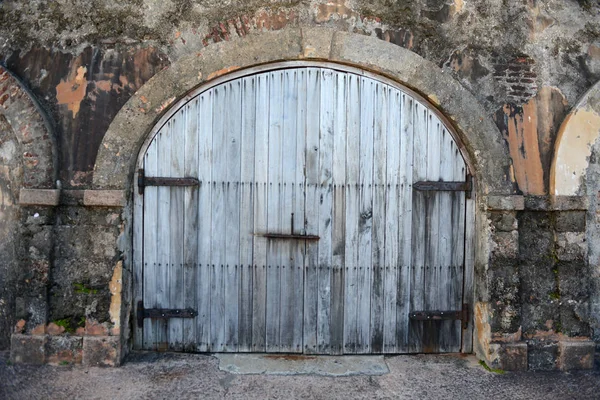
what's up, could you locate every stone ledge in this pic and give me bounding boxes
[487,195,590,211]
[487,195,525,211]
[10,334,47,364]
[83,336,121,367]
[558,340,595,370]
[18,189,125,207]
[19,189,60,206]
[489,341,528,371]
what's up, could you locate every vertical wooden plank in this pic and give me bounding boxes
[142,140,158,350]
[225,80,241,352]
[292,69,307,353]
[370,83,387,354]
[238,76,256,352]
[279,69,298,352]
[330,71,346,355]
[396,92,414,352]
[343,72,360,354]
[155,125,172,351]
[183,101,199,351]
[437,127,455,352]
[252,73,269,353]
[357,77,374,354]
[133,170,144,349]
[422,112,442,353]
[303,68,320,354]
[168,109,185,350]
[197,92,213,352]
[383,89,400,353]
[266,70,283,352]
[317,68,334,354]
[210,86,227,352]
[462,195,475,353]
[409,102,428,353]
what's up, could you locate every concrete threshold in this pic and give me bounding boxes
[215,354,389,376]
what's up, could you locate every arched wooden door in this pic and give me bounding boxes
[134,64,470,354]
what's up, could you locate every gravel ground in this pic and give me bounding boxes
[2,351,600,400]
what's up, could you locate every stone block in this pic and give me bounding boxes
[19,189,60,206]
[490,211,518,231]
[46,335,83,365]
[558,340,595,370]
[527,341,558,370]
[83,336,121,367]
[524,196,589,211]
[556,232,587,261]
[301,27,334,59]
[83,190,126,207]
[491,231,519,259]
[555,211,586,232]
[487,195,524,211]
[10,334,46,364]
[490,342,528,371]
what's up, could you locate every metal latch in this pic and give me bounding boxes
[137,168,200,194]
[137,301,198,328]
[413,174,473,199]
[410,303,469,329]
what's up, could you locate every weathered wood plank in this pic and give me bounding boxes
[383,89,400,353]
[343,72,360,354]
[303,69,321,354]
[225,80,242,352]
[142,140,158,350]
[369,83,387,354]
[409,102,428,353]
[317,68,334,354]
[238,76,256,352]
[133,169,144,349]
[266,71,283,352]
[196,92,213,352]
[168,109,185,350]
[330,71,346,355]
[210,85,227,352]
[252,74,269,352]
[397,93,414,352]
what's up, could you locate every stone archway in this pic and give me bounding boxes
[0,65,57,348]
[91,28,515,363]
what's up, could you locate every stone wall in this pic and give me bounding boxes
[0,0,599,370]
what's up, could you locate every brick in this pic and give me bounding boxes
[19,189,60,206]
[557,340,595,370]
[10,334,46,364]
[83,336,121,367]
[46,336,83,365]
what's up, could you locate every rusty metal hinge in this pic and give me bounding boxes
[137,301,198,328]
[410,303,469,329]
[413,174,473,199]
[137,169,200,195]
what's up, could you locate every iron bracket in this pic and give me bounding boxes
[137,301,198,328]
[413,174,473,199]
[138,168,200,195]
[410,303,469,329]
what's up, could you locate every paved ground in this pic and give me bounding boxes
[2,351,600,399]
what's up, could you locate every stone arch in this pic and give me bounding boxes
[93,28,514,197]
[0,66,57,189]
[92,28,515,361]
[0,65,57,349]
[550,81,600,196]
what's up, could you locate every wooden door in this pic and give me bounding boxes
[135,65,469,354]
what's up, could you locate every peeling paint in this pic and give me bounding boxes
[55,66,88,119]
[552,108,600,195]
[109,260,122,336]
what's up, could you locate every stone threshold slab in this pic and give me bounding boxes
[216,354,389,376]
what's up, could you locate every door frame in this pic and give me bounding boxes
[131,61,477,353]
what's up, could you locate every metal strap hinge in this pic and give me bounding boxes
[138,168,200,194]
[409,303,469,329]
[413,174,473,199]
[137,301,198,328]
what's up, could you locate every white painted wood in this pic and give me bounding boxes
[133,168,144,350]
[138,65,470,355]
